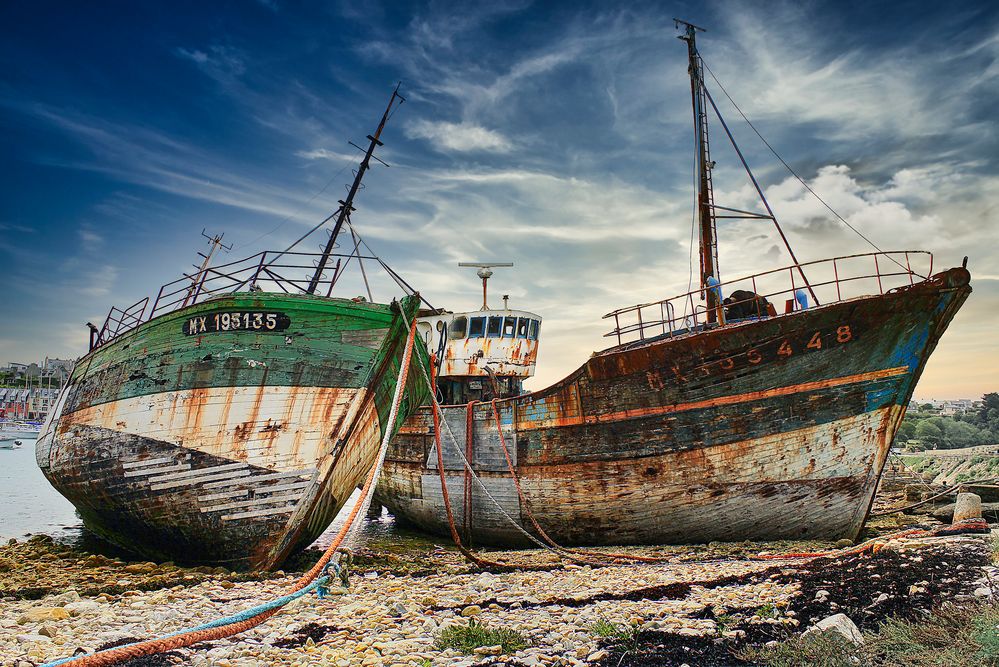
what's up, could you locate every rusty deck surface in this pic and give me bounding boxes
[37,292,428,570]
[376,268,971,547]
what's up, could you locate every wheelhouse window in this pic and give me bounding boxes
[448,316,467,340]
[529,320,540,340]
[502,317,517,337]
[516,317,529,338]
[486,316,502,338]
[469,317,485,338]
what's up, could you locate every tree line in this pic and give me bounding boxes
[897,392,999,451]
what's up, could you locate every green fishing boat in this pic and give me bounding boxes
[36,87,429,570]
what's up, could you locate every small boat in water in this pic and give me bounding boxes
[0,419,41,441]
[375,23,972,548]
[37,88,430,570]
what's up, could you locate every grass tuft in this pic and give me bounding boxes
[743,602,999,667]
[589,617,644,653]
[434,618,528,655]
[737,630,859,667]
[866,602,999,667]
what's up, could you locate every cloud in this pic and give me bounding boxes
[405,120,512,153]
[78,265,119,297]
[175,44,246,80]
[295,148,360,162]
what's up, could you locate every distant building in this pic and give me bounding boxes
[914,398,983,416]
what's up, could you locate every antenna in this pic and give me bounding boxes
[458,262,514,310]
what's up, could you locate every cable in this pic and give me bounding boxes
[233,162,353,251]
[700,59,910,274]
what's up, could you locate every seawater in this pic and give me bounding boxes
[0,438,80,541]
[0,440,438,555]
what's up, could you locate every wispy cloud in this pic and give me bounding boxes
[405,120,512,152]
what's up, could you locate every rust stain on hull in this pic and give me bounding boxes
[377,269,972,547]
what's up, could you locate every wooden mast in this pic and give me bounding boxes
[678,20,722,324]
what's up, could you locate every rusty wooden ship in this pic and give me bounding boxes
[374,23,972,547]
[36,88,430,570]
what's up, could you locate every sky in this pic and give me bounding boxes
[0,0,997,399]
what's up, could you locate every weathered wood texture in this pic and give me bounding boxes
[37,292,428,569]
[376,268,971,547]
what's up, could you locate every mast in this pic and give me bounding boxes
[677,19,722,324]
[182,230,231,308]
[306,83,404,294]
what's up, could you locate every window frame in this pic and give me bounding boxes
[448,316,468,340]
[516,317,529,339]
[469,317,485,338]
[486,316,503,338]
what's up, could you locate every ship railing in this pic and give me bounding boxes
[603,251,933,345]
[92,249,378,349]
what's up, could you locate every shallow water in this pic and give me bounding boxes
[0,440,439,557]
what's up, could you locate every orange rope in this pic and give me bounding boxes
[428,358,526,570]
[59,317,420,667]
[463,400,477,544]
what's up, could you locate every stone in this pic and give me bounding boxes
[834,539,854,549]
[37,624,59,638]
[461,605,482,617]
[953,493,983,522]
[64,600,101,616]
[804,613,863,645]
[586,650,609,662]
[973,587,992,598]
[474,645,503,655]
[18,607,71,624]
[17,633,53,644]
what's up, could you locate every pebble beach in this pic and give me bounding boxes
[3,521,996,667]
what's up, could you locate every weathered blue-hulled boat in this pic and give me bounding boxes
[36,87,430,570]
[374,23,972,547]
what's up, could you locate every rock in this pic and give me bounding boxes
[953,493,983,522]
[37,624,59,637]
[872,593,889,605]
[461,605,482,617]
[64,600,101,616]
[973,587,992,598]
[50,589,81,605]
[804,613,863,645]
[17,633,53,643]
[474,645,503,655]
[18,607,71,624]
[834,539,854,549]
[587,650,609,662]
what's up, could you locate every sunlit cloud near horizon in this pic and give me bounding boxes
[0,1,997,400]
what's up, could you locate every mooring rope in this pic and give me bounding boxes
[41,315,420,667]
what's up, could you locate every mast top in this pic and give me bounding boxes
[673,18,706,35]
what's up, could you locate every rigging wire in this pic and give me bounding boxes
[682,103,700,321]
[232,161,354,252]
[700,59,911,274]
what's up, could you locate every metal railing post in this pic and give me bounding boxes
[833,258,841,301]
[874,254,883,294]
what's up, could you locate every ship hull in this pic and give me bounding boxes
[37,292,427,569]
[376,268,970,547]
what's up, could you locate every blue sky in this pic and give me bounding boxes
[1,0,997,398]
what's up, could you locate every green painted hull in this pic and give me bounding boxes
[37,292,429,569]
